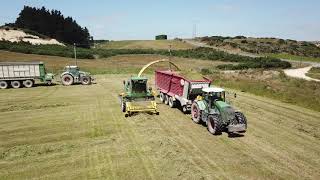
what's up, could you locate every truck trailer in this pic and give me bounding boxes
[0,62,54,89]
[155,70,211,113]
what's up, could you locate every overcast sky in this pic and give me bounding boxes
[1,0,319,41]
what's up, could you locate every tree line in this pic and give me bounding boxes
[8,6,91,48]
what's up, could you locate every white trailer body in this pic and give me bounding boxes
[0,62,54,89]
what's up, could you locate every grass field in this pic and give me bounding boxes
[0,50,229,75]
[0,74,319,179]
[307,67,320,79]
[95,40,195,50]
[265,53,320,63]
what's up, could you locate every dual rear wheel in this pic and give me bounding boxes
[160,92,176,108]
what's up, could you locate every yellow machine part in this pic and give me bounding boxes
[125,101,158,115]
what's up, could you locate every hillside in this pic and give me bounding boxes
[6,6,91,47]
[95,40,195,50]
[199,36,320,58]
[0,27,64,46]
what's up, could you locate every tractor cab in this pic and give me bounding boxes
[202,87,226,108]
[124,76,154,99]
[64,66,80,75]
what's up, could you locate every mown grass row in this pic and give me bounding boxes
[0,41,291,70]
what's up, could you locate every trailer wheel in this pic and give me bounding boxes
[191,103,201,124]
[168,96,176,108]
[23,80,34,88]
[182,106,188,114]
[164,95,169,105]
[159,92,165,102]
[11,81,21,89]
[0,81,8,89]
[207,115,222,135]
[81,76,91,85]
[61,74,74,86]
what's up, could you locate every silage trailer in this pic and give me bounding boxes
[0,62,54,89]
[155,70,211,113]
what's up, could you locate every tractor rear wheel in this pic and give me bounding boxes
[159,92,165,102]
[61,74,74,86]
[81,76,91,85]
[168,96,176,108]
[191,103,201,124]
[23,80,34,88]
[235,112,247,131]
[164,95,169,105]
[207,115,222,135]
[0,81,8,89]
[11,81,21,89]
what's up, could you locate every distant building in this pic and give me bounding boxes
[155,35,167,40]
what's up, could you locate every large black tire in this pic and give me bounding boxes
[191,103,201,124]
[23,80,34,88]
[81,76,91,85]
[0,81,8,89]
[164,94,169,105]
[168,96,176,108]
[11,81,21,89]
[159,92,165,102]
[207,115,223,135]
[121,100,126,112]
[61,74,74,86]
[235,112,247,130]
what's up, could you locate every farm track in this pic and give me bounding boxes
[0,75,319,179]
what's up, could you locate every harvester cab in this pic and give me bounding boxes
[120,76,158,117]
[191,87,247,135]
[60,66,93,86]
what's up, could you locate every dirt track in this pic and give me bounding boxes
[0,75,319,179]
[284,66,320,82]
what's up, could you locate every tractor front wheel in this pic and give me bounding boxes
[191,103,201,124]
[207,115,222,135]
[81,76,91,85]
[61,74,74,86]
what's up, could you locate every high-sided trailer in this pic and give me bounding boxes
[0,62,54,89]
[155,70,211,113]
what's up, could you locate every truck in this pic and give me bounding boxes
[155,70,211,113]
[0,62,54,89]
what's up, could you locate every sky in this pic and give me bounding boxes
[1,0,319,41]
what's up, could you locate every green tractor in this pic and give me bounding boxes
[60,66,93,86]
[191,87,247,135]
[119,76,159,117]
